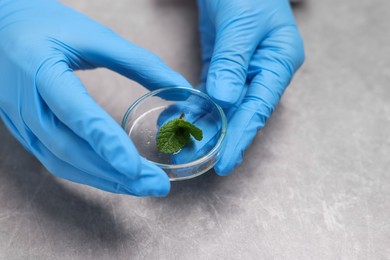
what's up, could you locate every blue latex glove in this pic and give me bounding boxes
[0,0,191,196]
[197,0,305,175]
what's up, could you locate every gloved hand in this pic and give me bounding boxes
[197,0,305,175]
[0,0,191,196]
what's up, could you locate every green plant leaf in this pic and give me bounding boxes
[157,116,203,154]
[177,120,203,141]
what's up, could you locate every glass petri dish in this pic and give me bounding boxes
[122,87,226,181]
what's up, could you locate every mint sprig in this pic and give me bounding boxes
[157,113,203,154]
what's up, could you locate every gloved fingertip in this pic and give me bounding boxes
[146,173,170,197]
[122,172,170,197]
[214,160,235,176]
[126,51,192,91]
[209,95,237,109]
[112,151,142,179]
[214,165,231,176]
[215,149,244,176]
[140,158,171,197]
[150,181,171,197]
[206,72,244,108]
[168,71,192,89]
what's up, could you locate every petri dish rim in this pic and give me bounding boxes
[121,87,227,172]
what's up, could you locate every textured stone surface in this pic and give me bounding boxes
[1,0,390,259]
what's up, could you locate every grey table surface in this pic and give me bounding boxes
[1,0,390,259]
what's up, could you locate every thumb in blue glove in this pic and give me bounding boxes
[197,0,305,175]
[0,0,191,196]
